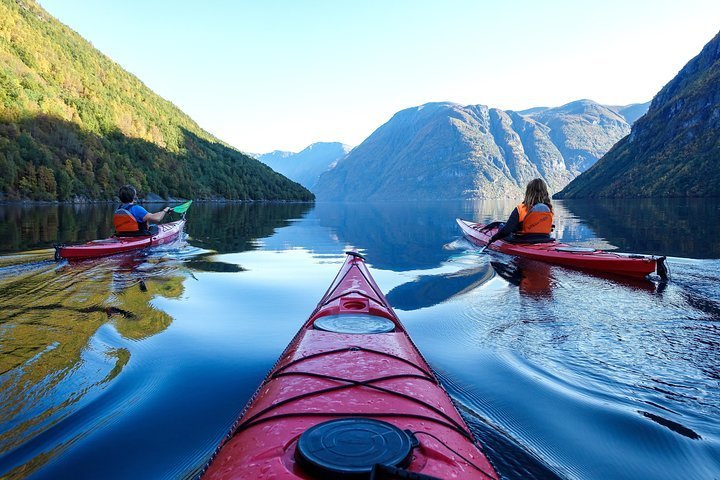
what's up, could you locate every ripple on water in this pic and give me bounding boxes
[403,251,720,480]
[0,241,207,477]
[2,207,720,480]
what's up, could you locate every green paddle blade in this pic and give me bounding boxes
[170,200,192,214]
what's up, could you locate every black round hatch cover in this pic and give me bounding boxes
[295,418,414,478]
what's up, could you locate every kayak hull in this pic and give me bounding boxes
[202,253,498,480]
[457,218,664,279]
[55,220,185,260]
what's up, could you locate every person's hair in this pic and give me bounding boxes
[522,178,552,211]
[118,185,137,203]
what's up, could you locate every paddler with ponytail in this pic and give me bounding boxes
[486,178,554,246]
[114,184,170,236]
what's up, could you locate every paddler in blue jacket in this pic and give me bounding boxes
[485,178,554,245]
[114,184,170,236]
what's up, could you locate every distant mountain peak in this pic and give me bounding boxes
[314,99,633,201]
[301,141,352,153]
[256,142,353,190]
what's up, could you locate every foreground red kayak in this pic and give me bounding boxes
[54,220,185,260]
[457,218,668,280]
[202,252,498,480]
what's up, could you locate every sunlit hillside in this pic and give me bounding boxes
[0,0,313,202]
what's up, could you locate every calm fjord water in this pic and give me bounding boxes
[0,199,718,479]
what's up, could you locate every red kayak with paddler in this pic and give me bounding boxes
[457,218,668,280]
[54,200,192,260]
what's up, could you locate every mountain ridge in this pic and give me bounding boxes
[314,99,643,200]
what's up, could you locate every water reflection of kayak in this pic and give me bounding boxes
[54,220,185,260]
[491,259,554,298]
[202,252,499,480]
[457,218,668,280]
[386,264,494,310]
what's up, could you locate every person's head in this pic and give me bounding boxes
[118,185,137,204]
[523,178,552,210]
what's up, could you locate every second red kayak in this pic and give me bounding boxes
[55,220,185,260]
[201,252,498,480]
[457,218,668,280]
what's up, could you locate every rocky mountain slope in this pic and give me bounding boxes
[556,31,720,198]
[255,142,351,190]
[314,100,635,200]
[0,0,312,201]
[613,102,651,124]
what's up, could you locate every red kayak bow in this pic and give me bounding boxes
[202,252,498,480]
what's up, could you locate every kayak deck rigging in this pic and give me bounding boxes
[227,344,473,441]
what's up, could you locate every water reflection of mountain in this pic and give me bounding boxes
[560,198,720,259]
[0,256,185,474]
[184,202,312,254]
[0,204,115,253]
[386,265,494,311]
[257,207,340,255]
[261,202,474,265]
[312,202,469,271]
[265,199,608,271]
[5,198,713,268]
[0,202,313,256]
[309,200,615,271]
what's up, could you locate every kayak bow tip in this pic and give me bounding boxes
[345,250,366,260]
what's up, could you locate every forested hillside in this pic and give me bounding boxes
[0,0,313,201]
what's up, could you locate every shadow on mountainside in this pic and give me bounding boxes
[0,113,313,202]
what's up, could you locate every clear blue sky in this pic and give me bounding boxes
[37,0,720,153]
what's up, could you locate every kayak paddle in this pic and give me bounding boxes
[170,200,192,214]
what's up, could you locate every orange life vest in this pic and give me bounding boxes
[516,203,553,235]
[114,205,147,234]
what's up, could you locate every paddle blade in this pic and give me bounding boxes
[171,200,192,214]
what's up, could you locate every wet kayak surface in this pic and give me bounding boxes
[0,200,719,479]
